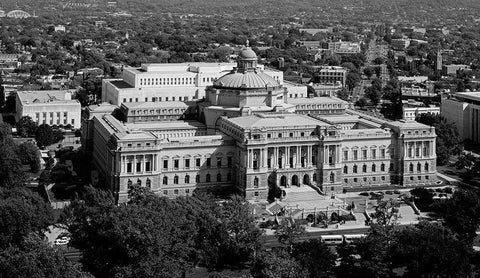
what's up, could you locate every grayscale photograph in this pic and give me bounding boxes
[0,0,479,277]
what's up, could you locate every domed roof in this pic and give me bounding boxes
[214,71,279,89]
[238,48,257,59]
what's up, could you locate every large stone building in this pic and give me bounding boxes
[86,49,438,203]
[16,90,81,129]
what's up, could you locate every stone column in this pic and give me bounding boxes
[133,156,137,173]
[274,147,278,168]
[286,146,290,168]
[307,145,312,166]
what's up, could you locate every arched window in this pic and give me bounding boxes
[353,165,358,173]
[174,175,179,184]
[425,163,429,171]
[253,177,259,188]
[417,163,421,172]
[381,163,385,172]
[127,179,132,187]
[185,175,190,184]
[330,172,335,183]
[163,176,168,185]
[409,163,414,172]
[195,175,200,183]
[343,165,348,174]
[206,174,211,182]
[227,172,232,181]
[362,164,367,173]
[371,164,376,172]
[217,173,222,182]
[137,179,142,186]
[146,179,151,189]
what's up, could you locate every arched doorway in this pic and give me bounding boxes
[292,175,299,186]
[303,174,310,185]
[280,176,287,187]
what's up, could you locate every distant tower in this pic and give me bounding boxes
[435,51,443,72]
[277,57,285,69]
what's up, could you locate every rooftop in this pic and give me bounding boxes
[121,101,194,110]
[288,96,347,105]
[225,113,330,130]
[455,91,480,102]
[17,90,79,105]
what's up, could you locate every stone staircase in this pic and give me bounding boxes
[282,186,344,210]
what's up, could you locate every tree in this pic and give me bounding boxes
[275,219,305,253]
[218,195,263,267]
[65,186,198,278]
[0,235,83,278]
[0,142,25,188]
[336,200,400,278]
[292,239,337,278]
[364,78,382,106]
[16,116,37,138]
[415,113,461,165]
[381,79,403,120]
[363,67,375,79]
[16,142,41,172]
[355,97,368,108]
[456,153,480,180]
[0,187,54,248]
[441,189,480,243]
[346,72,361,91]
[336,87,350,101]
[251,249,307,278]
[35,124,62,148]
[0,122,11,142]
[409,187,434,211]
[391,221,472,278]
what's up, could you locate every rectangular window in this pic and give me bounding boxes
[71,119,75,125]
[362,150,367,159]
[227,157,232,167]
[380,149,386,158]
[217,157,222,167]
[353,150,358,160]
[371,149,376,159]
[123,98,127,103]
[145,97,148,102]
[185,159,190,168]
[174,159,179,169]
[196,158,201,167]
[163,160,168,169]
[136,162,141,172]
[206,158,211,167]
[145,161,151,172]
[343,151,348,161]
[126,162,132,173]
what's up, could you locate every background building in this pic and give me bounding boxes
[441,92,480,142]
[16,90,81,129]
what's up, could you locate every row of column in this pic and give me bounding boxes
[404,140,435,158]
[247,145,316,169]
[121,154,157,173]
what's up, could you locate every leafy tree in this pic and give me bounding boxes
[363,67,375,79]
[381,79,403,120]
[355,97,368,108]
[16,142,41,172]
[0,187,54,248]
[410,187,434,211]
[292,239,337,278]
[0,234,84,278]
[455,153,480,181]
[251,249,307,278]
[336,87,350,101]
[337,200,400,278]
[275,219,305,253]
[346,72,361,91]
[35,124,63,148]
[391,221,472,278]
[415,113,461,165]
[0,122,11,142]
[16,116,37,138]
[0,142,25,188]
[364,78,382,106]
[441,189,480,243]
[65,186,199,278]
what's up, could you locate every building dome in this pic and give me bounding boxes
[214,71,279,89]
[238,48,257,60]
[213,48,279,90]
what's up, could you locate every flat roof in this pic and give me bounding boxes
[225,113,331,130]
[455,92,480,102]
[17,90,79,105]
[288,96,347,105]
[121,101,194,110]
[124,120,205,130]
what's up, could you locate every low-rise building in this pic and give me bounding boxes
[443,64,471,76]
[15,90,81,129]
